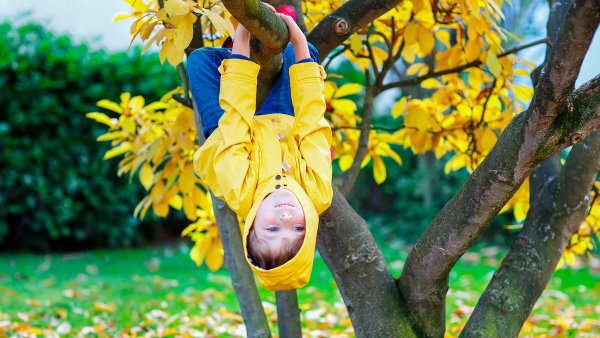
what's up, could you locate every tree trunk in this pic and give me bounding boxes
[462,127,600,337]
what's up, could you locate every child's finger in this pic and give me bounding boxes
[262,2,276,13]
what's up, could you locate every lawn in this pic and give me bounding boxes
[1,242,598,337]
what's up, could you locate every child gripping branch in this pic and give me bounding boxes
[187,6,333,291]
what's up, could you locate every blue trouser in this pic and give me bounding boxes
[187,43,320,138]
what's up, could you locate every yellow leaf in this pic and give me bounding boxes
[141,20,158,41]
[465,37,481,63]
[165,38,184,66]
[183,193,197,220]
[179,163,196,194]
[404,22,419,46]
[486,52,502,78]
[373,155,386,184]
[339,155,354,171]
[402,45,418,63]
[173,12,197,52]
[153,199,170,217]
[190,238,209,265]
[97,99,123,113]
[417,24,435,55]
[479,128,497,152]
[113,12,135,22]
[142,27,164,55]
[406,63,426,76]
[159,38,169,65]
[170,194,183,210]
[86,112,114,127]
[104,142,133,160]
[331,99,357,113]
[139,162,154,191]
[335,83,362,98]
[165,0,191,17]
[143,101,169,111]
[392,97,408,118]
[206,239,224,271]
[421,78,440,89]
[468,68,483,89]
[94,302,116,313]
[96,131,128,141]
[436,29,450,48]
[350,33,362,54]
[201,7,235,38]
[404,106,429,132]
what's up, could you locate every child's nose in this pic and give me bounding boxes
[279,211,292,220]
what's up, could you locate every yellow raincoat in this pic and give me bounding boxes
[193,58,333,291]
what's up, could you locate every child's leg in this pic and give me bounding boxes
[187,47,230,138]
[256,42,320,117]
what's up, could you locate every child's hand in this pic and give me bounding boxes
[232,23,252,58]
[277,12,310,62]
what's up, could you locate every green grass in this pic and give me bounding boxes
[1,242,599,337]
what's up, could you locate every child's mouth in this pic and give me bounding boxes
[275,203,294,208]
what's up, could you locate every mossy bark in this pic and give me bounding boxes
[461,128,600,337]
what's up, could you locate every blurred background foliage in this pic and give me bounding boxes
[0,19,182,251]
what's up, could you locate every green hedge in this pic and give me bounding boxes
[0,21,179,251]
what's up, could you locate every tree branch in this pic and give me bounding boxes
[380,38,550,92]
[397,0,600,333]
[317,188,416,337]
[339,72,375,195]
[307,0,403,62]
[222,0,288,52]
[461,126,600,337]
[275,290,302,337]
[210,193,273,338]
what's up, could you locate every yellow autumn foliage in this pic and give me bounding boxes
[89,0,597,270]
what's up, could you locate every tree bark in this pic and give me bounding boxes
[307,0,403,62]
[461,126,600,337]
[398,0,600,335]
[275,289,302,337]
[317,188,416,337]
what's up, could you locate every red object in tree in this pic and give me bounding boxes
[276,5,297,22]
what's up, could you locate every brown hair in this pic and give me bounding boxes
[247,226,304,270]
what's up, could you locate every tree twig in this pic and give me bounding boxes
[381,38,550,92]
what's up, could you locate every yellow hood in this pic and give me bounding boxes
[242,174,319,291]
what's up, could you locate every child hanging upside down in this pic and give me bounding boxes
[187,5,333,291]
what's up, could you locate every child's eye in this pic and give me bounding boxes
[266,227,279,231]
[293,226,305,231]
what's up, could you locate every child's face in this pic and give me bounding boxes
[253,189,306,250]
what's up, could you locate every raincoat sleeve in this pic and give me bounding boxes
[289,62,333,215]
[211,58,261,216]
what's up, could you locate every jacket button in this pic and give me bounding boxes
[278,133,284,140]
[275,175,281,180]
[275,184,281,189]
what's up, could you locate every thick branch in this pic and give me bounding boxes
[210,194,272,338]
[317,188,416,337]
[398,0,600,331]
[307,0,402,61]
[222,0,288,52]
[461,127,600,337]
[275,290,302,337]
